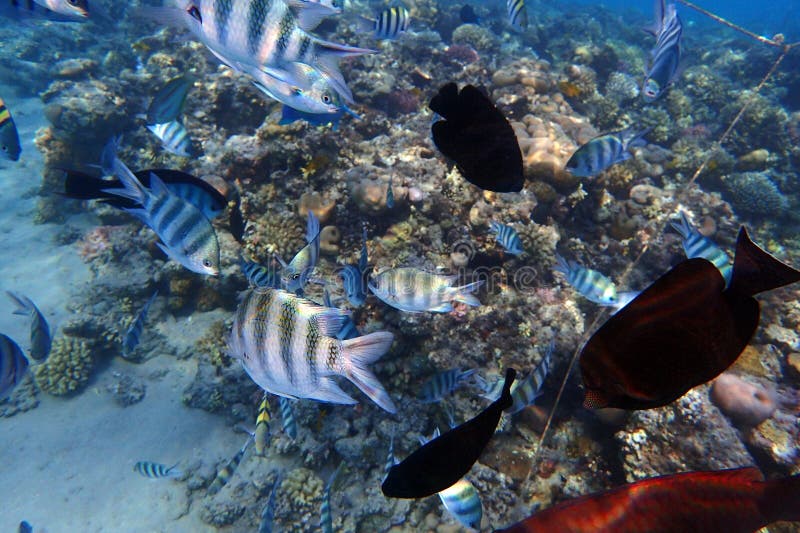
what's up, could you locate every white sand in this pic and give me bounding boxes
[0,86,239,533]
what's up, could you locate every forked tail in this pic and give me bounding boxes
[729,227,800,296]
[342,331,397,413]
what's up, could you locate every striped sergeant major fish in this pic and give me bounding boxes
[643,0,682,102]
[565,126,650,178]
[478,341,553,414]
[240,256,282,289]
[158,0,373,103]
[369,267,484,313]
[208,435,253,495]
[280,211,320,293]
[250,60,355,116]
[322,288,359,341]
[357,6,410,40]
[506,0,527,31]
[419,368,477,403]
[255,394,272,455]
[6,292,51,362]
[0,333,28,401]
[133,461,182,479]
[489,221,524,256]
[417,429,483,529]
[122,291,158,357]
[104,157,220,276]
[671,211,732,285]
[146,75,195,125]
[146,120,195,157]
[1,0,89,20]
[258,475,281,533]
[229,288,397,413]
[278,396,297,439]
[320,463,342,533]
[383,432,396,479]
[0,97,21,161]
[337,226,369,306]
[554,254,618,306]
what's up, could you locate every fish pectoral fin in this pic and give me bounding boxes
[305,377,358,405]
[313,309,350,337]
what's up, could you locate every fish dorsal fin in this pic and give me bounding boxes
[722,466,764,483]
[286,0,340,32]
[729,227,800,296]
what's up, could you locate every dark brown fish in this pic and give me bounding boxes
[495,467,800,533]
[381,368,516,499]
[429,83,524,193]
[580,227,800,410]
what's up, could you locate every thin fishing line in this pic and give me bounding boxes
[521,2,799,508]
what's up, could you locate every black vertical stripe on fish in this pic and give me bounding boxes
[305,321,320,385]
[156,198,183,236]
[208,437,252,495]
[134,461,181,479]
[247,0,269,56]
[279,299,296,385]
[0,333,28,401]
[215,0,234,46]
[276,11,293,56]
[382,368,516,498]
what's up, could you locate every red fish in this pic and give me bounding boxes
[496,467,800,533]
[580,227,800,409]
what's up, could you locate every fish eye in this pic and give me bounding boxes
[202,259,212,267]
[187,5,202,23]
[292,273,300,279]
[322,94,332,104]
[1,146,6,152]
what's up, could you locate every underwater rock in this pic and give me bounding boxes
[735,149,771,171]
[106,372,146,407]
[0,374,39,418]
[298,192,336,225]
[604,72,640,102]
[319,225,341,256]
[200,501,245,527]
[32,336,94,396]
[451,24,498,53]
[720,172,788,219]
[616,389,755,482]
[710,373,776,427]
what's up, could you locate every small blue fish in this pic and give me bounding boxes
[147,120,195,157]
[438,478,483,530]
[489,221,524,256]
[258,475,281,533]
[0,97,21,162]
[565,127,649,178]
[419,368,477,403]
[18,521,33,533]
[671,212,732,284]
[147,75,195,125]
[643,0,682,102]
[320,463,343,533]
[338,265,366,307]
[278,396,298,440]
[386,176,395,209]
[279,103,359,131]
[122,291,158,357]
[507,0,527,31]
[280,212,320,293]
[358,7,410,39]
[554,254,618,306]
[0,333,28,401]
[208,436,253,495]
[134,461,182,479]
[240,256,282,288]
[7,292,51,362]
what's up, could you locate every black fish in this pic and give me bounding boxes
[0,333,28,401]
[459,4,479,24]
[382,368,516,499]
[429,83,524,193]
[63,169,245,242]
[580,228,800,410]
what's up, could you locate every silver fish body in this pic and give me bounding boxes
[419,368,476,403]
[554,254,618,306]
[105,158,220,276]
[122,291,158,356]
[671,211,732,284]
[281,211,320,293]
[241,257,281,288]
[1,0,89,20]
[278,396,297,439]
[361,6,410,40]
[208,437,252,495]
[507,0,527,30]
[565,127,649,178]
[229,288,396,413]
[0,97,21,161]
[489,221,524,256]
[438,478,482,530]
[146,120,194,157]
[6,292,51,362]
[0,333,28,401]
[258,476,281,533]
[369,268,483,313]
[643,0,682,101]
[134,461,182,479]
[247,61,345,115]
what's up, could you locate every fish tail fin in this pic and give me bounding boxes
[622,126,651,150]
[104,158,148,205]
[729,227,800,296]
[759,474,800,523]
[342,332,397,413]
[553,253,570,276]
[6,291,33,315]
[129,5,190,28]
[670,210,692,239]
[498,368,517,410]
[451,280,484,307]
[167,463,183,478]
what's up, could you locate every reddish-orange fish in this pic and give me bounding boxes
[580,227,800,410]
[496,467,800,533]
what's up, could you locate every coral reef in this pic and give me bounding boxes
[720,171,789,220]
[32,336,94,396]
[106,372,147,407]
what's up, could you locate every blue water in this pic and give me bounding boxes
[1,0,799,531]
